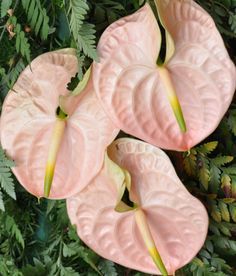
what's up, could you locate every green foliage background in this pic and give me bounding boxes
[0,0,235,275]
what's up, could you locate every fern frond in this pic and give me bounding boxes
[5,215,25,248]
[209,199,236,226]
[229,203,236,222]
[231,177,236,198]
[68,0,89,39]
[63,242,77,258]
[15,25,31,62]
[60,266,79,276]
[221,174,231,198]
[218,201,230,222]
[183,140,236,195]
[223,165,236,175]
[0,59,25,101]
[198,156,210,190]
[98,260,118,276]
[212,155,234,166]
[8,16,31,62]
[67,1,98,61]
[212,235,236,255]
[185,253,232,275]
[0,147,14,167]
[209,163,221,193]
[197,141,218,155]
[0,147,15,210]
[0,191,4,211]
[209,200,222,222]
[8,59,25,87]
[0,0,12,18]
[183,152,197,176]
[229,12,236,34]
[77,23,98,60]
[76,245,101,275]
[0,170,15,199]
[0,67,10,87]
[21,0,50,40]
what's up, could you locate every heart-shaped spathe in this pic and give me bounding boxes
[67,138,208,275]
[93,1,236,151]
[0,49,119,199]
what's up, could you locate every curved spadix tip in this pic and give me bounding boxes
[44,164,54,197]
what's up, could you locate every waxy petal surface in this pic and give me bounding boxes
[0,50,119,199]
[67,138,208,274]
[93,2,236,151]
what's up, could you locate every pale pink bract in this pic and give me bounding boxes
[0,49,119,199]
[93,1,236,151]
[67,138,208,275]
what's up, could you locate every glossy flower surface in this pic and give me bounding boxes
[93,1,236,151]
[67,138,208,274]
[0,49,118,198]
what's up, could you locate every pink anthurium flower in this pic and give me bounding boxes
[93,1,236,151]
[0,49,119,199]
[67,138,208,275]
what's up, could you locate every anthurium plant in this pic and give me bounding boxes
[0,0,235,276]
[93,0,236,151]
[67,138,208,275]
[0,49,118,199]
